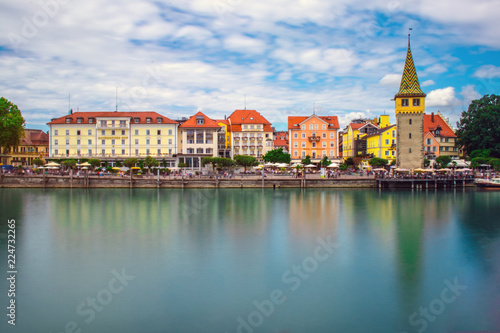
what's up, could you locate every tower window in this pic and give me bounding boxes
[402,99,409,106]
[413,99,420,106]
[409,119,412,125]
[409,148,412,153]
[409,133,412,139]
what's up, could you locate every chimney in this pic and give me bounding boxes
[70,109,73,115]
[431,112,434,123]
[224,115,226,120]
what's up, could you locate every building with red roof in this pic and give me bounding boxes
[423,112,459,160]
[273,131,289,153]
[47,111,179,166]
[227,109,274,159]
[5,129,50,166]
[177,112,220,168]
[288,114,340,163]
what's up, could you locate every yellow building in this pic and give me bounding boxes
[5,129,49,166]
[365,116,397,162]
[216,119,232,158]
[342,121,379,160]
[47,111,178,166]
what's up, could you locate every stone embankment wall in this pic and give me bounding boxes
[0,175,377,189]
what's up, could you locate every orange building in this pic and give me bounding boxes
[423,112,458,160]
[288,114,340,163]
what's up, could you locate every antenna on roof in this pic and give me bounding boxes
[244,94,246,110]
[115,86,118,111]
[68,93,71,114]
[313,102,315,115]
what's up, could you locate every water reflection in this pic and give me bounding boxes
[0,189,499,332]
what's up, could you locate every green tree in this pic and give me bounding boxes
[435,155,452,169]
[301,155,312,165]
[345,157,354,166]
[234,155,258,171]
[424,159,430,167]
[32,158,44,167]
[88,158,101,169]
[178,162,187,168]
[263,148,291,164]
[123,158,139,168]
[470,157,490,168]
[0,97,25,154]
[489,158,500,171]
[62,159,77,169]
[144,156,159,169]
[368,157,388,167]
[456,94,500,157]
[319,156,331,167]
[469,149,491,160]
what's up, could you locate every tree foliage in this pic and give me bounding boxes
[123,158,139,168]
[301,155,312,165]
[32,158,44,166]
[435,155,452,169]
[234,155,258,171]
[0,97,25,154]
[469,149,491,160]
[262,148,291,164]
[62,159,77,169]
[368,157,388,167]
[456,94,500,157]
[319,156,331,167]
[88,158,101,168]
[144,156,159,168]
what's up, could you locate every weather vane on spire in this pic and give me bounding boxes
[408,27,413,46]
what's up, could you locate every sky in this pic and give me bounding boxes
[1,0,499,132]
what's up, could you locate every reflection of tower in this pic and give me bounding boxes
[395,33,426,169]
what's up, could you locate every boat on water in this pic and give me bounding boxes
[475,178,500,189]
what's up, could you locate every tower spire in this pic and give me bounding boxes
[395,29,425,99]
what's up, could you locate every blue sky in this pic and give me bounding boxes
[1,0,499,131]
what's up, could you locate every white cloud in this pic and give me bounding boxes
[421,80,435,87]
[426,87,458,107]
[379,74,400,86]
[223,34,267,54]
[473,65,500,78]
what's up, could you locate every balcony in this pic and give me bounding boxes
[234,137,240,141]
[308,136,320,142]
[257,145,263,149]
[389,143,397,150]
[242,137,248,141]
[242,145,248,149]
[250,137,255,141]
[250,145,255,149]
[257,137,263,141]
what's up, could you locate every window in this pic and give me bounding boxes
[312,142,316,148]
[54,149,58,155]
[322,133,327,138]
[158,149,162,155]
[330,132,335,139]
[101,149,105,155]
[402,99,409,106]
[157,130,161,135]
[392,151,395,156]
[111,149,115,156]
[322,142,327,148]
[157,139,161,144]
[135,139,139,145]
[135,149,139,156]
[168,129,172,135]
[301,133,306,139]
[66,130,69,135]
[409,133,412,139]
[294,133,298,139]
[121,139,125,145]
[146,139,150,145]
[315,124,318,130]
[250,125,254,129]
[77,130,81,136]
[302,125,305,130]
[157,118,162,124]
[409,119,412,125]
[330,150,335,157]
[302,142,306,148]
[111,130,115,135]
[322,124,326,130]
[135,129,139,135]
[392,130,395,137]
[168,139,172,145]
[111,121,115,127]
[100,120,107,127]
[111,139,115,145]
[66,118,71,123]
[77,139,81,145]
[54,130,58,136]
[88,129,92,135]
[294,151,298,157]
[88,149,92,156]
[187,148,194,154]
[409,148,412,153]
[101,139,105,145]
[385,139,389,145]
[294,142,298,148]
[120,120,126,127]
[146,149,150,155]
[146,130,150,136]
[302,151,306,158]
[146,118,151,124]
[445,138,449,143]
[88,139,92,145]
[122,149,125,155]
[66,139,70,145]
[89,118,94,124]
[122,130,125,135]
[385,151,389,156]
[427,139,432,145]
[413,98,420,106]
[54,139,58,145]
[134,118,139,124]
[330,142,335,148]
[309,124,313,130]
[196,148,204,154]
[101,130,105,135]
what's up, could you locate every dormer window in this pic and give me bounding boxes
[146,117,151,123]
[157,117,162,124]
[134,117,140,124]
[77,117,83,123]
[196,116,204,125]
[88,118,94,124]
[65,118,72,123]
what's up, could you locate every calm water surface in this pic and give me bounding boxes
[1,188,499,333]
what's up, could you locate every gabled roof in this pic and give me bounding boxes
[288,115,340,129]
[179,111,220,128]
[216,119,230,126]
[424,113,456,137]
[47,111,177,125]
[21,129,49,145]
[395,40,426,98]
[364,124,396,138]
[273,139,288,147]
[228,109,272,125]
[348,122,378,131]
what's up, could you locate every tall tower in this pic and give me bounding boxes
[395,34,425,169]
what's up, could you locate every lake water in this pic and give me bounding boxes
[1,188,499,333]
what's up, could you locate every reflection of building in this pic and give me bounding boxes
[47,111,178,165]
[8,129,49,166]
[424,112,459,160]
[288,114,340,163]
[395,37,425,169]
[178,111,220,169]
[228,109,274,159]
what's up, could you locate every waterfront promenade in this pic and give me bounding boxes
[0,172,476,189]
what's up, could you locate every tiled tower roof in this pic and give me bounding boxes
[395,40,426,98]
